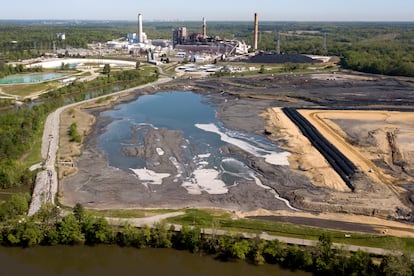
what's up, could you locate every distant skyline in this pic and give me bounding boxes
[1,0,413,21]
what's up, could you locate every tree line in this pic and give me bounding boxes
[40,68,157,102]
[0,196,413,275]
[340,46,414,77]
[0,22,129,61]
[254,23,414,77]
[0,61,43,79]
[0,102,57,189]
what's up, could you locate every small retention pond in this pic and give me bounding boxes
[0,72,66,84]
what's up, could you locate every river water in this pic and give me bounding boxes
[0,246,308,275]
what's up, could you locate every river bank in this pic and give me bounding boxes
[0,205,408,275]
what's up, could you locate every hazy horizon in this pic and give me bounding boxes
[1,19,414,23]
[1,0,413,22]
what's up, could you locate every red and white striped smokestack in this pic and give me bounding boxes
[254,12,259,50]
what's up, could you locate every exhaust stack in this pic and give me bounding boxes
[202,17,207,38]
[138,13,143,43]
[254,13,259,50]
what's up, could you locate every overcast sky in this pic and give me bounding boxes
[1,0,413,21]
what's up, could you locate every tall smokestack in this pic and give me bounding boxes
[254,13,259,50]
[138,13,143,43]
[202,17,207,38]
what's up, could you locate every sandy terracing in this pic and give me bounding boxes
[264,108,348,192]
[299,110,414,187]
[265,107,414,217]
[59,72,414,235]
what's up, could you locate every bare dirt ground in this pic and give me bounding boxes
[264,108,348,192]
[59,71,414,235]
[300,110,414,185]
[58,107,96,179]
[58,94,131,180]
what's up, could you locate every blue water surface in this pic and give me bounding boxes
[0,73,65,84]
[98,91,225,170]
[97,91,285,187]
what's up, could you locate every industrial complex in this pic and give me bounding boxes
[172,16,250,60]
[103,12,315,65]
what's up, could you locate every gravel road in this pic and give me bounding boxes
[108,212,399,257]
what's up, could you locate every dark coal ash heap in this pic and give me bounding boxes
[247,53,322,64]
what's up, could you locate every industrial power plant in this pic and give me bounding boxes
[104,12,321,65]
[172,17,250,58]
[106,12,256,63]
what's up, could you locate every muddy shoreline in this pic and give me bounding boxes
[61,82,309,212]
[60,72,414,221]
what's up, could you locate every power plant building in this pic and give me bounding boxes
[172,17,249,56]
[127,13,148,44]
[57,33,66,41]
[111,12,261,62]
[173,27,187,47]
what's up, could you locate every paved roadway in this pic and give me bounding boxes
[28,77,172,216]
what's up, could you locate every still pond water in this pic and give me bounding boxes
[98,91,290,194]
[0,73,66,84]
[0,245,308,276]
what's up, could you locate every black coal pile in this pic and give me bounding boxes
[248,52,322,64]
